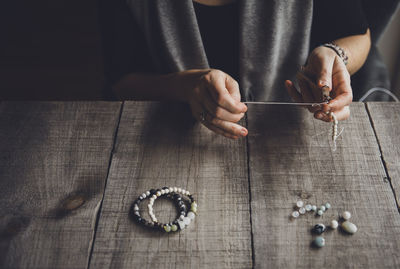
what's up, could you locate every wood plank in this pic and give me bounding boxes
[0,102,121,269]
[246,103,400,268]
[90,102,252,269]
[367,102,400,209]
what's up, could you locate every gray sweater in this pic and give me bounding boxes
[127,0,313,101]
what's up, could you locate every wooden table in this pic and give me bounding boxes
[1,101,399,269]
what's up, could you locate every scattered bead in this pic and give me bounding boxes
[341,221,357,234]
[325,203,331,209]
[312,224,326,234]
[291,211,300,218]
[311,205,317,211]
[330,220,339,229]
[341,211,351,220]
[317,210,324,216]
[320,205,326,212]
[305,204,312,211]
[299,207,306,214]
[313,236,325,248]
[296,200,304,208]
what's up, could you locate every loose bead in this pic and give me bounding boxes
[325,203,331,209]
[330,220,339,229]
[296,200,304,208]
[312,224,326,234]
[305,204,312,211]
[299,207,306,214]
[311,205,317,211]
[320,205,326,212]
[341,211,351,220]
[317,210,324,216]
[291,211,300,218]
[313,236,325,248]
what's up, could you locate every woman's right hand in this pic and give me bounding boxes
[177,69,248,139]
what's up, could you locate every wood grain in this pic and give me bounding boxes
[89,102,252,269]
[246,103,400,268]
[0,102,121,269]
[367,102,400,209]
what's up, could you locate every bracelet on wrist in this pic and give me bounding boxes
[321,42,348,65]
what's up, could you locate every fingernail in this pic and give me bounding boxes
[241,128,247,136]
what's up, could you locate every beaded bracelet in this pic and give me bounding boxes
[322,42,348,65]
[148,187,197,232]
[131,187,197,233]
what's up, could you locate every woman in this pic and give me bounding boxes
[103,0,370,139]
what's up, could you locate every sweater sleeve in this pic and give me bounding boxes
[99,0,153,87]
[310,0,369,48]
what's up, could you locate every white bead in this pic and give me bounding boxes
[152,195,157,199]
[311,205,317,211]
[165,188,170,193]
[174,187,178,192]
[169,187,173,192]
[320,205,326,212]
[342,211,351,220]
[177,188,182,193]
[178,220,186,230]
[330,220,339,229]
[142,193,147,198]
[156,191,161,197]
[179,215,185,221]
[317,210,324,216]
[161,189,165,195]
[186,191,190,195]
[187,211,196,220]
[299,207,306,214]
[146,191,150,196]
[305,204,312,211]
[291,211,300,218]
[134,205,139,211]
[183,217,191,225]
[296,200,304,208]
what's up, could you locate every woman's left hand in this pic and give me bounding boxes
[285,46,353,122]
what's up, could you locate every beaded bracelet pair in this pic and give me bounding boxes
[131,187,197,233]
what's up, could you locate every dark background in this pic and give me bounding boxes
[0,0,104,100]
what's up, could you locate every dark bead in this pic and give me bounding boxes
[162,186,169,190]
[178,201,185,206]
[137,217,142,223]
[312,224,326,234]
[173,194,181,199]
[150,189,156,195]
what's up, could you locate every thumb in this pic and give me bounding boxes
[317,56,335,99]
[225,75,242,103]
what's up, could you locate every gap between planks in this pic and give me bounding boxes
[86,102,125,269]
[365,102,400,214]
[245,114,256,269]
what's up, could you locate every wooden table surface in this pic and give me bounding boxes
[0,101,399,269]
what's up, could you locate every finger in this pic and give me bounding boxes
[226,75,242,102]
[190,100,239,139]
[205,112,248,137]
[285,80,303,103]
[296,72,316,103]
[322,81,353,113]
[201,85,245,122]
[204,71,247,114]
[202,121,239,140]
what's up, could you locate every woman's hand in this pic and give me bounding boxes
[285,46,353,122]
[178,69,248,139]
